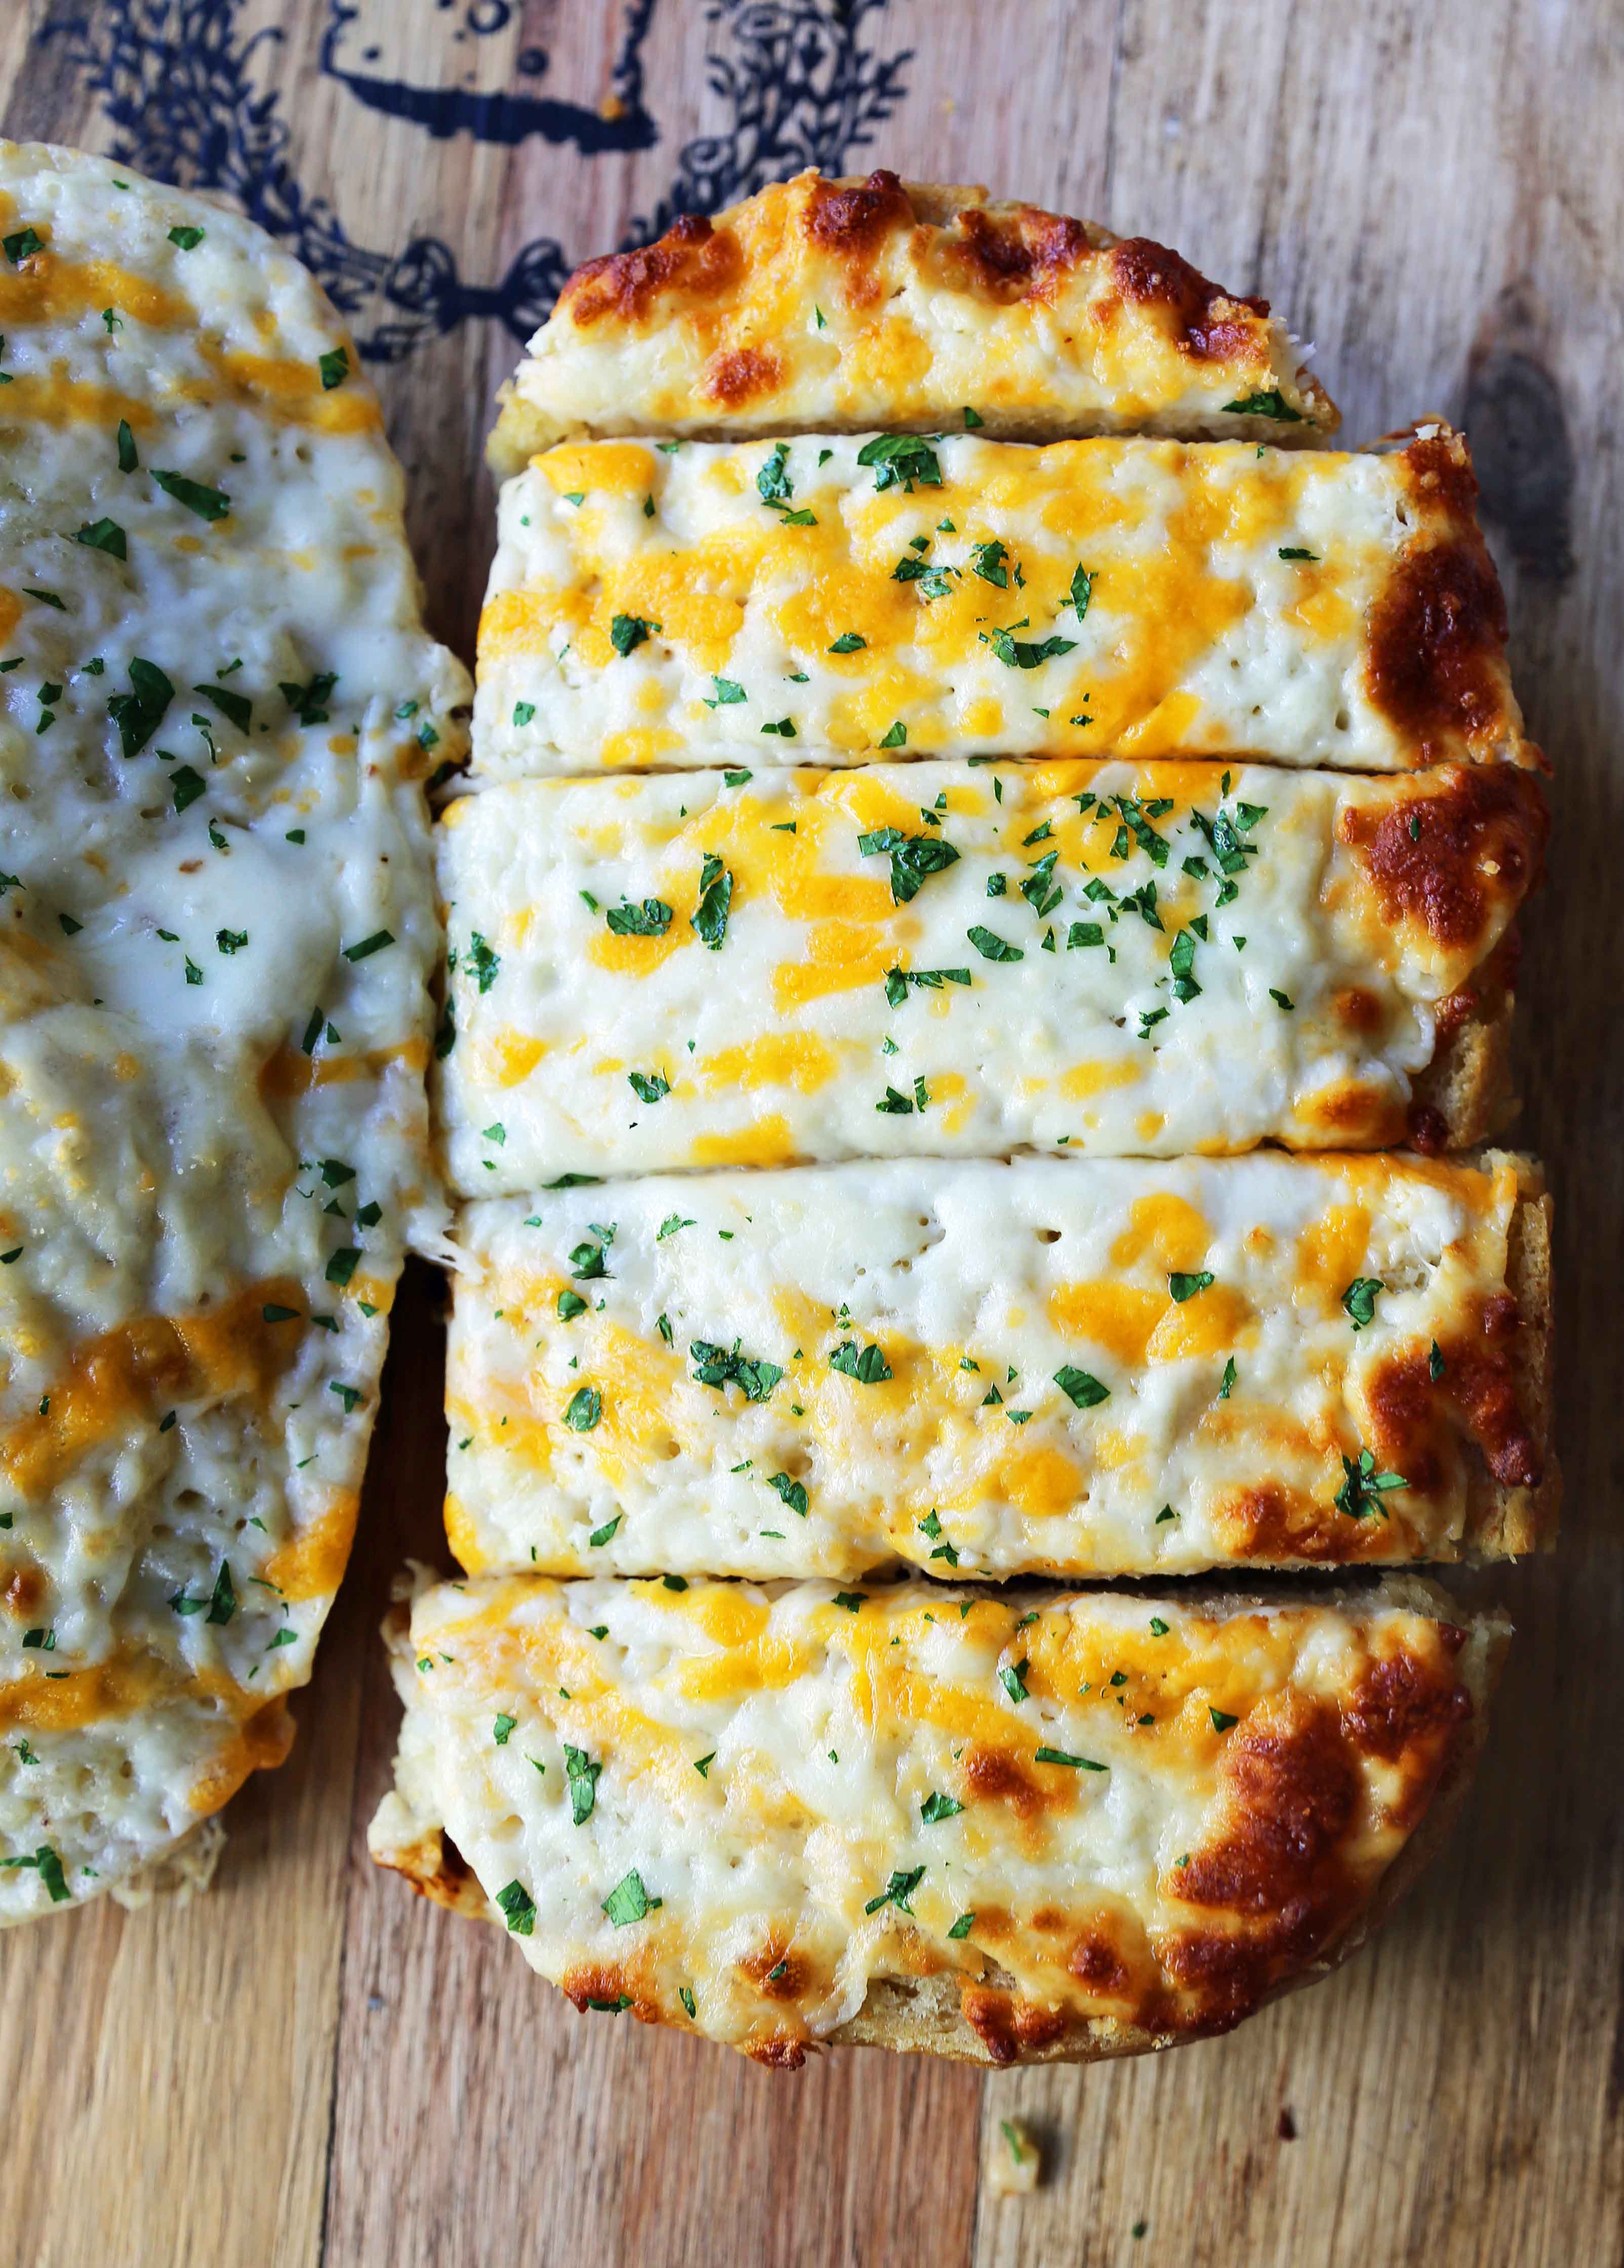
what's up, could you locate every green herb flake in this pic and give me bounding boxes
[967,923,1022,962]
[74,516,127,559]
[920,1791,963,1824]
[563,1385,602,1432]
[828,1341,892,1385]
[863,1864,925,1916]
[565,1745,602,1824]
[496,1879,536,1935]
[1222,389,1303,421]
[1034,1746,1107,1771]
[152,469,230,521]
[691,853,734,948]
[606,896,673,938]
[1342,1277,1383,1330]
[690,1341,783,1403]
[601,1869,653,1927]
[610,613,658,656]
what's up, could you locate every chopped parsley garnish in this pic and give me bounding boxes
[605,896,673,937]
[828,1341,892,1384]
[756,441,793,507]
[876,1085,914,1114]
[628,1070,670,1104]
[767,1472,809,1516]
[1034,1747,1107,1770]
[193,681,252,733]
[1070,563,1095,619]
[691,854,733,949]
[1209,1708,1240,1732]
[1278,546,1318,560]
[980,627,1077,670]
[1168,1271,1214,1303]
[75,516,127,559]
[948,1912,975,1940]
[1342,1277,1383,1329]
[602,1869,653,1926]
[564,1745,601,1824]
[152,469,230,520]
[1053,1365,1110,1408]
[760,716,797,737]
[1334,1447,1407,1519]
[856,827,961,905]
[1221,389,1302,421]
[325,1248,360,1288]
[690,1341,782,1402]
[343,929,394,961]
[828,632,866,654]
[496,1880,536,1934]
[0,1845,69,1903]
[556,1287,588,1319]
[492,1713,516,1746]
[512,700,536,727]
[967,923,1022,962]
[170,764,207,812]
[970,538,1010,587]
[610,613,658,656]
[280,671,337,725]
[877,719,907,748]
[464,932,500,994]
[706,677,746,707]
[999,1659,1030,1705]
[563,1385,602,1432]
[656,1213,695,1241]
[863,1864,925,1915]
[1218,1356,1237,1399]
[587,1515,620,1547]
[1430,1339,1447,1381]
[318,346,350,390]
[1270,988,1294,1011]
[3,227,45,265]
[167,224,206,250]
[855,433,943,492]
[108,655,175,758]
[920,1791,963,1824]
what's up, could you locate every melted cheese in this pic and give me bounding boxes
[471,430,1527,777]
[0,140,471,1923]
[434,757,1530,1186]
[443,1152,1528,1578]
[487,170,1335,470]
[370,1572,1501,2061]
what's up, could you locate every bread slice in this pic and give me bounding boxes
[434,756,1546,1191]
[471,425,1531,778]
[442,1150,1555,1582]
[369,1571,1508,2068]
[488,171,1337,474]
[0,141,470,1921]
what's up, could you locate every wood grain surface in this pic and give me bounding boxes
[2,4,1620,2263]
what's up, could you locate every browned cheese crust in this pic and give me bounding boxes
[490,170,1338,471]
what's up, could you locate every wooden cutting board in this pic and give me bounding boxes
[2,4,1619,2262]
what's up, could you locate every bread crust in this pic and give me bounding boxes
[372,1578,1509,2066]
[490,170,1337,473]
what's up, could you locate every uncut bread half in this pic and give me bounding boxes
[472,426,1530,779]
[441,1151,1555,1582]
[434,757,1544,1187]
[370,1572,1507,2068]
[486,170,1337,473]
[0,142,470,1920]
